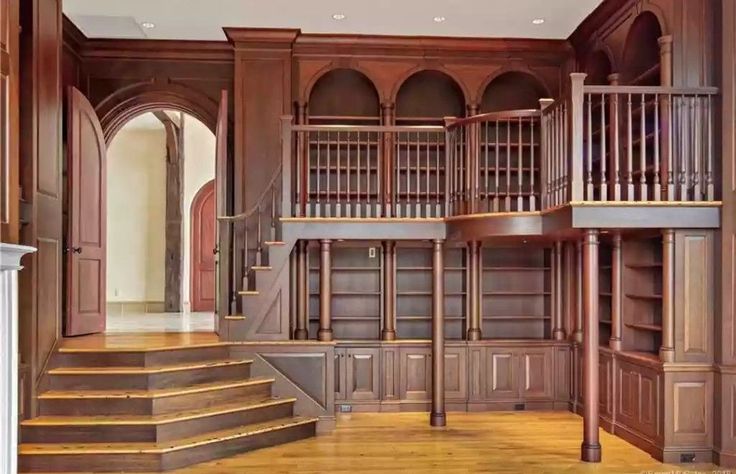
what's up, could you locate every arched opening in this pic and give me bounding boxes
[584,51,613,85]
[308,68,380,123]
[395,70,465,124]
[105,111,216,332]
[480,71,547,112]
[621,11,663,85]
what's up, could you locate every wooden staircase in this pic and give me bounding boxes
[19,343,317,472]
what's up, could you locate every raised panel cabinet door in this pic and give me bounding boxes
[445,347,467,400]
[64,87,106,336]
[335,349,347,401]
[400,348,432,401]
[519,349,553,400]
[346,348,380,401]
[485,349,519,400]
[191,180,216,312]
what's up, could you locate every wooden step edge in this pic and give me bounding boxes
[224,315,246,321]
[57,342,231,354]
[21,397,297,427]
[38,377,276,400]
[251,266,272,271]
[47,359,253,376]
[263,241,286,246]
[238,290,259,296]
[19,417,318,455]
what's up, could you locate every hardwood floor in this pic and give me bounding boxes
[59,332,221,351]
[166,412,718,474]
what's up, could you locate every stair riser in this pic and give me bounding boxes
[39,382,273,416]
[19,422,317,473]
[23,402,294,444]
[47,364,251,390]
[54,346,231,368]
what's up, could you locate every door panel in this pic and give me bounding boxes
[445,347,467,400]
[400,348,431,401]
[346,348,380,400]
[485,349,518,400]
[191,180,216,312]
[519,349,553,400]
[65,87,106,336]
[335,349,347,400]
[215,90,229,331]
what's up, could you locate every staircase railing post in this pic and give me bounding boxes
[280,115,294,218]
[539,99,554,210]
[569,73,587,203]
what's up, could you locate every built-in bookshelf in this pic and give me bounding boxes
[622,235,663,355]
[599,242,613,346]
[480,246,551,339]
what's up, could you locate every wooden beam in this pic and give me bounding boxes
[153,111,184,313]
[430,239,446,427]
[581,229,601,463]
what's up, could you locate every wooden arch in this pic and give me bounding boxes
[390,66,470,107]
[96,82,220,144]
[475,66,552,105]
[301,63,381,105]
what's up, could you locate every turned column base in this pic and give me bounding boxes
[294,329,308,340]
[609,338,622,352]
[467,328,482,341]
[581,443,602,462]
[381,329,396,341]
[553,329,567,341]
[430,412,446,427]
[659,347,675,363]
[317,329,333,342]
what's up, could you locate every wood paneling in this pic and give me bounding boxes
[520,349,553,400]
[346,348,380,401]
[444,346,467,400]
[400,347,431,401]
[485,349,518,400]
[19,0,63,418]
[0,0,19,243]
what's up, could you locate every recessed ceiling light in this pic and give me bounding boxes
[140,21,155,29]
[433,16,446,23]
[532,18,545,25]
[332,13,346,20]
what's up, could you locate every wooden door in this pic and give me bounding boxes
[485,349,519,400]
[215,90,229,329]
[65,87,106,336]
[191,180,216,312]
[400,347,432,401]
[346,348,380,400]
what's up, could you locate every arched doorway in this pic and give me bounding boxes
[190,180,216,312]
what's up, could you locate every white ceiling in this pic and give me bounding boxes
[63,0,602,41]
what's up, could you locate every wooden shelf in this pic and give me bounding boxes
[626,262,662,269]
[626,293,662,300]
[484,267,550,272]
[482,315,550,321]
[483,291,550,296]
[625,322,662,332]
[599,292,613,297]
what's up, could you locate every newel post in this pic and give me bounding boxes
[280,115,294,218]
[569,73,587,203]
[539,98,554,210]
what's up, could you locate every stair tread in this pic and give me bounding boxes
[47,358,252,375]
[22,397,296,426]
[19,416,318,454]
[38,376,275,400]
[58,342,231,354]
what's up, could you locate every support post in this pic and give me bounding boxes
[467,240,482,341]
[294,240,309,340]
[382,240,396,340]
[658,36,674,200]
[660,229,675,362]
[581,229,601,463]
[430,239,446,427]
[318,239,333,342]
[569,73,587,203]
[553,241,566,340]
[609,232,623,351]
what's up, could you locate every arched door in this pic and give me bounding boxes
[191,180,216,312]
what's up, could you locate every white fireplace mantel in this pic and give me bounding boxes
[1,243,36,474]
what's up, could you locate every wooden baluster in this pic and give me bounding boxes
[356,131,362,217]
[369,131,374,217]
[506,119,511,210]
[693,96,702,200]
[600,94,607,201]
[530,118,536,211]
[679,98,688,199]
[430,239,446,427]
[435,131,441,216]
[315,131,322,217]
[494,120,500,212]
[539,99,554,210]
[444,127,451,216]
[666,94,675,200]
[382,104,394,218]
[581,229,601,463]
[346,132,352,217]
[324,131,331,217]
[484,121,489,212]
[517,117,523,210]
[626,94,634,200]
[653,95,661,201]
[706,95,714,201]
[586,94,593,200]
[639,94,647,200]
[336,131,342,217]
[243,218,249,290]
[415,131,421,216]
[396,131,401,216]
[405,131,411,216]
[318,239,333,342]
[608,75,621,201]
[552,108,558,207]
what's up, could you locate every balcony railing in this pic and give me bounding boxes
[280,74,719,219]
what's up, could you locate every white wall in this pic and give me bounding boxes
[106,112,215,310]
[182,115,216,310]
[106,119,167,303]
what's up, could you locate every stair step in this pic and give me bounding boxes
[39,377,275,416]
[251,266,272,271]
[47,359,253,390]
[263,241,286,246]
[239,290,259,296]
[22,398,296,443]
[55,343,231,368]
[19,416,317,472]
[224,315,246,321]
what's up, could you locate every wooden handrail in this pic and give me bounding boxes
[445,109,541,130]
[218,162,283,222]
[291,124,444,133]
[583,85,718,95]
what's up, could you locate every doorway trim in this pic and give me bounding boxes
[190,179,217,312]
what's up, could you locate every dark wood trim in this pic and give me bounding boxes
[581,229,601,462]
[294,240,308,340]
[430,239,446,427]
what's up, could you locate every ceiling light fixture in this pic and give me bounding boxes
[433,16,446,23]
[140,21,156,29]
[332,13,346,20]
[532,18,545,25]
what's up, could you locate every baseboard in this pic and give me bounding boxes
[714,449,736,467]
[106,301,166,315]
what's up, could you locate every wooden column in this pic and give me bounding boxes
[581,229,601,463]
[553,241,566,340]
[660,229,675,362]
[381,103,395,218]
[574,240,584,343]
[563,242,576,338]
[659,35,673,87]
[154,111,184,312]
[382,240,396,341]
[430,239,446,427]
[294,240,308,340]
[318,239,333,342]
[609,232,623,351]
[467,240,482,341]
[658,35,674,200]
[607,74,621,201]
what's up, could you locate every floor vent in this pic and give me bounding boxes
[680,453,696,463]
[514,403,525,411]
[339,404,352,413]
